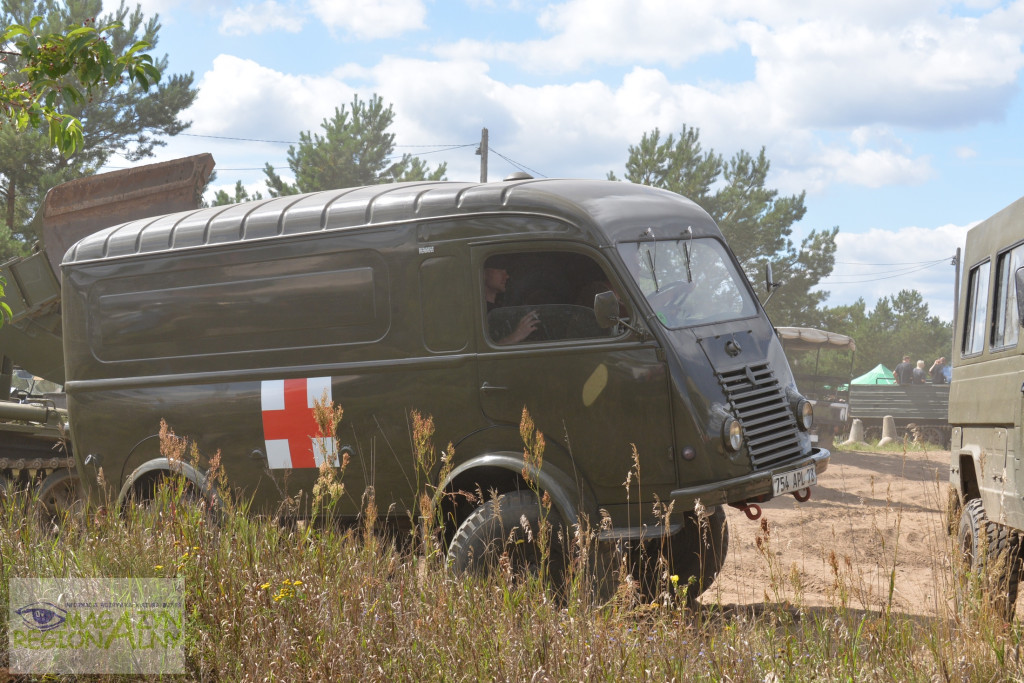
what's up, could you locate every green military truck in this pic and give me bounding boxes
[60,175,830,596]
[949,194,1024,617]
[0,155,214,517]
[847,381,950,446]
[776,326,855,450]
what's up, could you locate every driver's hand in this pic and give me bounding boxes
[508,310,539,343]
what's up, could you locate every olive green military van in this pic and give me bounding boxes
[950,194,1024,616]
[64,178,828,595]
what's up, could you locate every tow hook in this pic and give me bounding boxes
[729,501,762,520]
[793,488,811,502]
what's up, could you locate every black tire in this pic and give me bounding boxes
[640,506,729,600]
[125,476,219,531]
[35,468,84,531]
[958,497,1021,619]
[447,490,564,585]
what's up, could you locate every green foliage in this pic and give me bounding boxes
[818,289,952,376]
[263,93,447,196]
[0,0,196,259]
[210,179,263,206]
[612,126,838,324]
[0,13,159,155]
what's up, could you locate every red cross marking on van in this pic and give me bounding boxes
[261,377,333,469]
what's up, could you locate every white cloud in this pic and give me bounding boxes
[219,1,304,36]
[818,222,972,320]
[433,1,1024,132]
[435,0,740,71]
[745,11,1024,128]
[955,145,978,158]
[186,55,352,139]
[308,0,427,39]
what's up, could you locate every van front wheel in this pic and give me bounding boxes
[447,490,564,586]
[957,497,1021,619]
[641,506,729,601]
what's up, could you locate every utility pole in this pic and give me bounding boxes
[951,247,960,357]
[476,127,488,183]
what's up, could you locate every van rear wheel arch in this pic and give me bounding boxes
[116,459,219,519]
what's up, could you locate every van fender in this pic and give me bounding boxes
[116,458,221,513]
[436,452,594,530]
[952,444,983,502]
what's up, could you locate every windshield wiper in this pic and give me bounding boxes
[640,227,660,291]
[682,225,693,283]
[645,246,659,292]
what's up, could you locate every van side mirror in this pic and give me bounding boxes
[1015,267,1024,326]
[594,290,619,329]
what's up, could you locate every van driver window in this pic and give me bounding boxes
[962,261,990,356]
[482,252,622,345]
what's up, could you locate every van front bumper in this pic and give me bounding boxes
[669,447,831,510]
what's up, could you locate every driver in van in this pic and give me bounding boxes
[484,255,539,344]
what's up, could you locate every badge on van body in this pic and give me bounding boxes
[260,377,334,469]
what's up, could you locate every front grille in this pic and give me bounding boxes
[718,362,804,470]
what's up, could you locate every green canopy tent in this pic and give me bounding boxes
[851,363,895,385]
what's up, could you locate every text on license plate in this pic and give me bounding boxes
[772,464,817,496]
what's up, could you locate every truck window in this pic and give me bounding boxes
[616,237,757,328]
[962,260,991,356]
[482,251,620,345]
[992,245,1024,350]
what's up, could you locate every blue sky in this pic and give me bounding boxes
[102,0,1024,322]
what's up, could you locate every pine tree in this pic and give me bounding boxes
[263,94,446,196]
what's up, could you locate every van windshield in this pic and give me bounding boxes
[617,238,757,328]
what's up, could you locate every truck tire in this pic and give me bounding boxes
[447,490,564,587]
[958,497,1022,619]
[35,468,84,531]
[641,506,729,601]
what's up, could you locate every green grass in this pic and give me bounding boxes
[2,475,1023,682]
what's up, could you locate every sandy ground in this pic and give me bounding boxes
[704,447,957,617]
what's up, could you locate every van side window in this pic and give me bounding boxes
[962,260,990,356]
[482,251,623,345]
[992,245,1024,350]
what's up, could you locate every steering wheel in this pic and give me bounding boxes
[649,280,695,308]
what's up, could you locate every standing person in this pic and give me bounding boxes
[894,354,914,385]
[912,360,927,384]
[929,357,946,384]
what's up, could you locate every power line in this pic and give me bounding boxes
[488,147,547,178]
[833,257,953,266]
[825,257,952,279]
[180,133,295,144]
[179,132,476,149]
[821,259,949,285]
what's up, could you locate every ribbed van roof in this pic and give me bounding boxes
[63,178,713,265]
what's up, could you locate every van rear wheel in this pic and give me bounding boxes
[957,497,1021,619]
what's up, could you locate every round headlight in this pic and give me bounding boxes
[724,418,743,451]
[797,399,813,431]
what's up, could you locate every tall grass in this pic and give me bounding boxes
[2,422,1023,680]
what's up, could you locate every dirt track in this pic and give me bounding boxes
[705,447,956,617]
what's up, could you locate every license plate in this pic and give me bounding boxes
[772,464,817,496]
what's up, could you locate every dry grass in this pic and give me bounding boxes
[2,419,1024,680]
